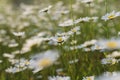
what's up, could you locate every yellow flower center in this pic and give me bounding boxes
[71,29,77,32]
[39,58,52,67]
[108,15,115,19]
[25,61,30,65]
[106,41,117,48]
[57,37,63,43]
[87,77,92,80]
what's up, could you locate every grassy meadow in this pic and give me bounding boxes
[0,0,120,80]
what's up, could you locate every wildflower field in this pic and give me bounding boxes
[1,0,120,80]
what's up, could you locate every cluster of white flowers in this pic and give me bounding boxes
[49,26,80,45]
[101,57,118,65]
[69,39,97,50]
[21,32,49,53]
[5,58,29,73]
[59,17,98,27]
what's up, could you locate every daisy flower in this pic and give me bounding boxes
[80,0,93,4]
[29,50,59,73]
[0,60,2,63]
[101,11,120,21]
[96,72,120,80]
[48,76,71,80]
[101,57,118,65]
[59,19,74,27]
[107,51,120,58]
[49,35,69,45]
[92,38,120,50]
[5,67,21,74]
[82,76,94,80]
[39,5,52,13]
[12,32,25,37]
[68,26,80,35]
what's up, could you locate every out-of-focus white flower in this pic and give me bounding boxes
[59,17,98,27]
[0,60,2,63]
[96,72,120,80]
[39,5,52,13]
[21,38,46,53]
[92,39,120,50]
[83,48,91,52]
[3,53,15,59]
[68,26,80,35]
[70,40,77,45]
[5,66,26,73]
[101,57,118,65]
[79,39,97,48]
[5,67,20,73]
[107,51,120,58]
[21,32,48,53]
[49,36,69,45]
[118,32,120,36]
[80,0,93,4]
[6,58,29,73]
[48,76,71,80]
[82,76,94,80]
[56,68,64,73]
[69,39,97,51]
[12,32,25,37]
[59,19,74,27]
[102,11,120,21]
[14,58,30,68]
[8,43,18,48]
[69,59,79,64]
[29,50,59,73]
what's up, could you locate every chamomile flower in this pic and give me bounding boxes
[48,76,71,80]
[5,66,27,73]
[50,36,69,45]
[101,57,118,65]
[82,76,94,80]
[5,67,21,73]
[6,58,29,74]
[96,72,120,80]
[3,53,15,59]
[92,39,120,50]
[59,19,74,27]
[79,39,97,48]
[12,32,25,37]
[118,32,120,36]
[39,5,52,13]
[81,0,93,4]
[69,59,79,64]
[102,11,120,21]
[0,60,2,63]
[29,50,59,73]
[107,51,120,58]
[69,26,80,35]
[14,58,30,68]
[59,17,97,27]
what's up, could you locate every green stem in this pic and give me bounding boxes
[70,0,75,28]
[105,0,108,13]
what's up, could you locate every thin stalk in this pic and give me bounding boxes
[70,0,75,28]
[105,0,108,13]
